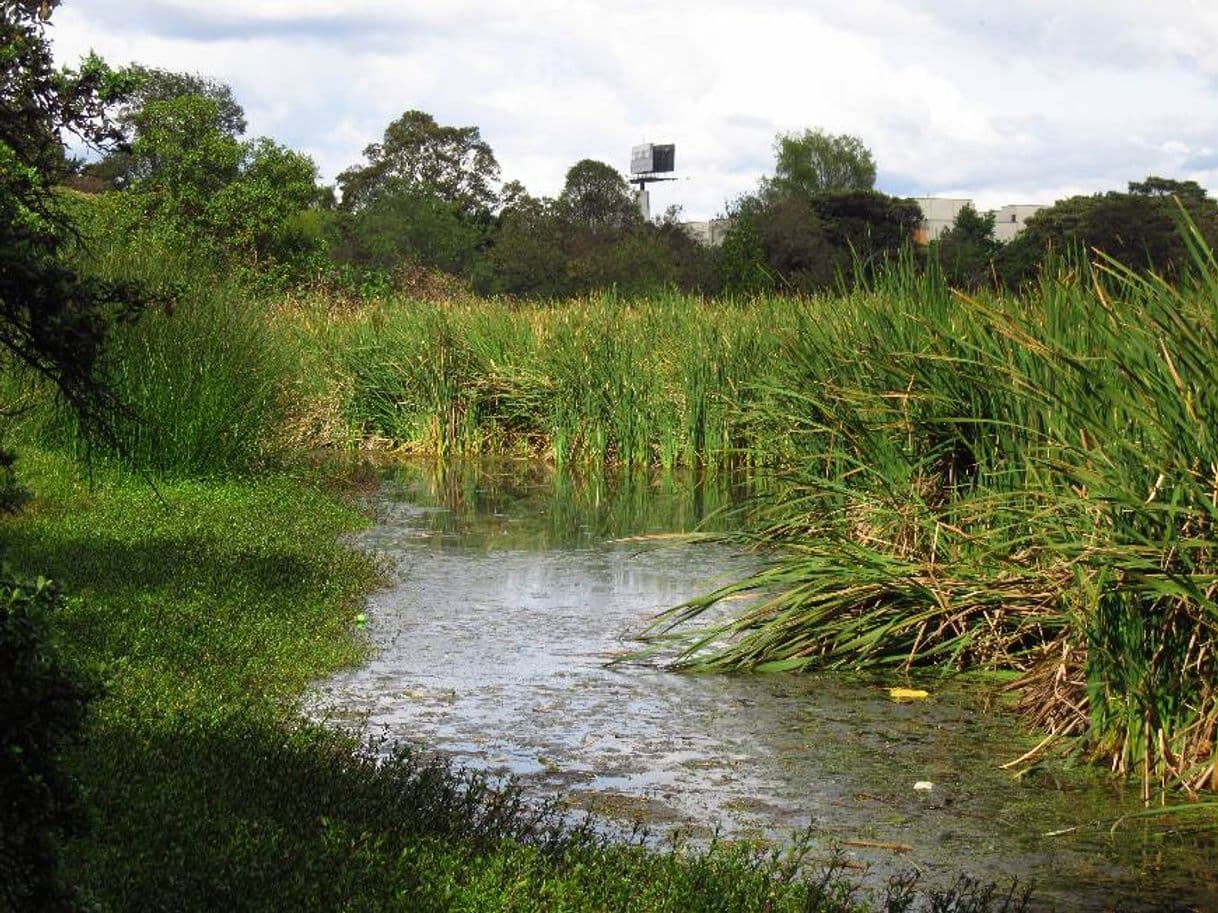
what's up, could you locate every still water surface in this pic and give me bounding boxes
[311,462,1217,911]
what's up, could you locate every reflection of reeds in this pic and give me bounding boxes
[382,458,753,546]
[653,217,1218,797]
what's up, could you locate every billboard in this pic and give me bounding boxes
[630,143,675,175]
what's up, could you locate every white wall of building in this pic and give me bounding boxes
[992,204,1045,242]
[912,197,973,243]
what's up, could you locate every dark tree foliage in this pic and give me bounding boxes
[755,194,836,292]
[718,188,921,294]
[0,0,149,439]
[477,177,696,299]
[557,159,639,234]
[653,209,719,295]
[1,575,99,913]
[552,159,667,293]
[479,192,570,297]
[997,177,1218,286]
[1128,175,1208,203]
[714,129,917,295]
[347,189,484,276]
[808,190,923,264]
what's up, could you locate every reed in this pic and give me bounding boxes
[20,282,300,476]
[649,229,1218,796]
[301,291,792,467]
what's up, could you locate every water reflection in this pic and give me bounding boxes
[313,460,1217,912]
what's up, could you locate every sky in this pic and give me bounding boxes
[49,0,1218,220]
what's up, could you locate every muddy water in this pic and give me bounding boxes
[311,462,1217,911]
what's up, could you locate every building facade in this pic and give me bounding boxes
[911,197,973,244]
[913,197,1045,243]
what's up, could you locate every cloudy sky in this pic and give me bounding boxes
[49,0,1218,220]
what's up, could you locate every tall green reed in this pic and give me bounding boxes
[312,291,791,467]
[19,282,299,477]
[650,235,1218,795]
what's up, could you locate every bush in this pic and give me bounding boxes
[0,570,98,913]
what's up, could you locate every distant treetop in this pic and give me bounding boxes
[762,128,877,200]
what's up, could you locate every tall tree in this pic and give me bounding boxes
[121,96,325,271]
[762,128,876,200]
[337,110,500,215]
[117,64,246,139]
[84,65,246,189]
[557,159,639,234]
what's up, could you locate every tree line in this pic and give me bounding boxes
[56,63,1218,301]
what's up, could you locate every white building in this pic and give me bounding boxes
[991,204,1045,242]
[680,219,732,247]
[913,197,1045,243]
[911,197,973,243]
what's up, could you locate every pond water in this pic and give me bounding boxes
[310,461,1217,911]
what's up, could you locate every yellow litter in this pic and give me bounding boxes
[887,687,930,701]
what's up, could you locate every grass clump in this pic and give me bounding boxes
[648,236,1218,799]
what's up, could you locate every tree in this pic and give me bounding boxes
[478,192,570,297]
[810,190,922,262]
[997,178,1218,286]
[207,138,326,270]
[1128,175,1207,204]
[557,159,639,234]
[347,191,483,276]
[716,198,774,296]
[754,194,836,293]
[116,96,325,273]
[337,110,500,216]
[0,0,146,435]
[932,203,999,290]
[117,64,246,139]
[129,96,243,219]
[762,128,877,200]
[83,65,246,189]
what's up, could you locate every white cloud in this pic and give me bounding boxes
[50,0,1218,218]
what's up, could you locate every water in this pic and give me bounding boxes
[311,461,1218,911]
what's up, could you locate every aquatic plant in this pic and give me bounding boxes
[650,219,1218,797]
